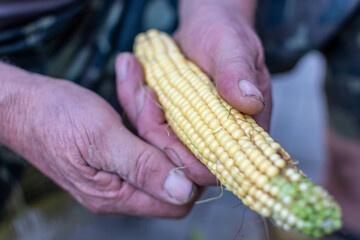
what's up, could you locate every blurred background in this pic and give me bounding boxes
[0,0,332,239]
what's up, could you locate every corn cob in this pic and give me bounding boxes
[133,29,341,237]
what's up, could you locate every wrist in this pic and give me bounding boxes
[235,0,258,24]
[179,0,257,25]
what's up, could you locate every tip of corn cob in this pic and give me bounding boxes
[264,169,341,237]
[133,29,342,238]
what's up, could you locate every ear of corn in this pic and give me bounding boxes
[133,29,341,237]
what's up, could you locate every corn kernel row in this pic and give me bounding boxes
[133,29,341,237]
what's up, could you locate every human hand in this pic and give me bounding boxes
[115,53,216,186]
[0,63,213,217]
[175,0,272,131]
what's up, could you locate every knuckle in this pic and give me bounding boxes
[132,148,160,189]
[217,54,256,78]
[235,56,256,71]
[68,122,108,170]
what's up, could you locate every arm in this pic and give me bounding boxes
[0,63,39,153]
[0,61,200,217]
[179,0,258,25]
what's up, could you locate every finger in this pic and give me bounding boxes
[72,172,193,218]
[136,88,217,185]
[92,125,196,205]
[115,53,173,145]
[134,86,178,148]
[115,52,145,124]
[253,67,272,132]
[211,36,266,116]
[115,53,216,186]
[115,53,175,144]
[111,181,193,217]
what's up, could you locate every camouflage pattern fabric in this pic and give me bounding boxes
[256,0,360,141]
[322,10,360,141]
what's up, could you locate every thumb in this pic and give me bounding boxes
[99,124,196,205]
[211,39,265,116]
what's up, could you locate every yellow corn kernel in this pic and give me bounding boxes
[134,30,341,237]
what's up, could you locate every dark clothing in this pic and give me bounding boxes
[256,0,360,140]
[0,0,79,30]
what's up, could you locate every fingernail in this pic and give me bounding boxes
[238,79,265,104]
[164,147,182,166]
[164,169,195,204]
[116,54,131,82]
[135,87,146,114]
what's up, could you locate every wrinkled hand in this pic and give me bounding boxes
[175,0,272,131]
[115,53,216,187]
[2,62,214,217]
